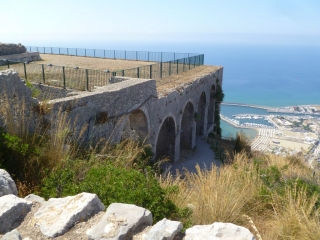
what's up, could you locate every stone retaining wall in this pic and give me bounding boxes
[0,43,26,56]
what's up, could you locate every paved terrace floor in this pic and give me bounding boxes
[39,54,154,71]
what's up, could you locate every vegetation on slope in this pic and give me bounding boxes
[1,94,320,239]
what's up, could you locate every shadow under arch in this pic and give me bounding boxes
[207,84,216,129]
[156,116,176,161]
[180,101,195,149]
[196,91,206,135]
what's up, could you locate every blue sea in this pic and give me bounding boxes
[36,40,320,137]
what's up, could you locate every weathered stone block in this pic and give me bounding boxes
[0,195,32,234]
[0,169,18,197]
[34,192,105,237]
[86,203,153,240]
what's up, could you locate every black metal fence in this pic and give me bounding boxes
[26,46,200,62]
[0,47,204,91]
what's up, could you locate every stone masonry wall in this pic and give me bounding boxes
[0,69,39,132]
[0,43,26,56]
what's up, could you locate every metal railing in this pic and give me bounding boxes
[26,46,200,63]
[0,47,204,91]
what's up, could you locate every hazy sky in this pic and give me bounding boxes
[1,0,319,46]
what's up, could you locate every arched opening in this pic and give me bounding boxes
[180,102,194,149]
[121,109,148,143]
[156,117,176,161]
[196,92,206,135]
[207,85,216,129]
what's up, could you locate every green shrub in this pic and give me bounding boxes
[40,162,179,222]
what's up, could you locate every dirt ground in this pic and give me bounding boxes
[38,54,154,71]
[157,65,221,92]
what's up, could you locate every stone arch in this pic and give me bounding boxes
[180,101,195,149]
[121,109,149,143]
[207,84,216,129]
[196,92,206,135]
[156,116,176,161]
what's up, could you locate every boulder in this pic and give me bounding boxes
[0,194,32,234]
[185,222,256,240]
[87,203,153,240]
[144,218,182,240]
[24,194,45,204]
[34,192,105,238]
[0,169,18,197]
[1,229,22,240]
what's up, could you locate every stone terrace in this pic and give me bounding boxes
[39,54,155,71]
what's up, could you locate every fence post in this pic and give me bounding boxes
[85,49,86,57]
[42,64,45,83]
[174,53,175,61]
[76,48,77,56]
[104,50,106,58]
[51,47,53,54]
[137,67,139,78]
[183,58,185,72]
[161,52,162,62]
[176,60,178,74]
[86,69,89,91]
[188,54,190,70]
[62,66,66,89]
[150,65,152,79]
[94,49,96,58]
[148,52,149,62]
[122,70,124,77]
[23,62,27,80]
[6,60,9,69]
[44,47,46,54]
[67,48,69,55]
[169,61,171,76]
[194,56,196,68]
[160,62,162,79]
[125,51,126,60]
[114,50,115,59]
[59,48,60,55]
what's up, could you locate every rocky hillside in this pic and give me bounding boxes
[0,169,256,240]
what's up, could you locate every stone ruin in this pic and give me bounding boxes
[0,43,26,56]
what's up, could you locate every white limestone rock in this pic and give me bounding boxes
[185,222,256,240]
[144,218,182,240]
[24,194,45,204]
[34,192,105,238]
[0,195,32,234]
[0,169,18,197]
[87,203,153,240]
[1,229,22,240]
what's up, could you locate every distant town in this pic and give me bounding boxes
[221,104,320,167]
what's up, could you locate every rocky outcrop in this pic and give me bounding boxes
[0,169,18,197]
[185,222,256,240]
[144,218,183,240]
[34,192,105,237]
[0,191,256,239]
[0,43,26,56]
[87,203,153,240]
[0,195,32,234]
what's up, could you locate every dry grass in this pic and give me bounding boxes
[160,151,320,239]
[39,54,154,71]
[156,65,220,93]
